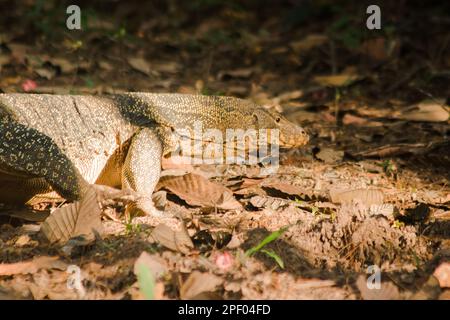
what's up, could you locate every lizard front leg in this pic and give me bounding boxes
[122,127,165,217]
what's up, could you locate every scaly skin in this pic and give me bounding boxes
[0,93,309,215]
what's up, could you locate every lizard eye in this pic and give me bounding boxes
[275,117,281,123]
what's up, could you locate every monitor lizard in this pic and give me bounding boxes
[0,93,309,218]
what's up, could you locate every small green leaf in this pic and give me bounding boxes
[261,249,285,269]
[136,264,155,300]
[245,226,289,256]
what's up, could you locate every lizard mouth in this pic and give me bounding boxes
[279,129,310,148]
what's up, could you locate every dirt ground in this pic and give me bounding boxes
[0,1,449,300]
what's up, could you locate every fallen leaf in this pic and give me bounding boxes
[40,185,103,244]
[151,223,194,254]
[434,262,450,288]
[15,234,31,246]
[217,68,254,80]
[34,67,56,80]
[360,37,398,61]
[272,90,303,104]
[134,252,168,279]
[157,173,242,210]
[290,34,328,53]
[180,271,223,299]
[98,60,113,71]
[315,147,344,163]
[262,182,311,199]
[394,100,449,122]
[329,188,384,205]
[342,114,383,127]
[153,61,180,74]
[128,57,152,76]
[51,57,77,74]
[313,73,360,87]
[0,256,67,276]
[152,190,167,210]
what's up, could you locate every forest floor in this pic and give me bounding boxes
[0,1,449,299]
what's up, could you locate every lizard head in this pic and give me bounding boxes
[252,107,309,149]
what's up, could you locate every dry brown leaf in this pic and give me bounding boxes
[394,100,449,122]
[360,37,398,61]
[40,185,103,244]
[151,223,194,254]
[330,188,384,205]
[313,73,360,87]
[217,68,254,80]
[434,262,450,288]
[272,90,303,104]
[315,147,344,163]
[134,252,168,279]
[15,234,31,247]
[51,57,77,74]
[153,61,180,74]
[157,173,242,210]
[262,182,309,198]
[0,256,67,276]
[127,57,152,76]
[290,34,328,53]
[180,271,223,300]
[342,114,384,127]
[34,67,56,80]
[352,143,429,158]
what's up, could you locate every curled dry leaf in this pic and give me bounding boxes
[342,114,383,127]
[180,271,223,300]
[127,57,152,76]
[290,34,328,53]
[330,188,384,206]
[157,173,242,210]
[151,223,194,254]
[0,256,67,276]
[40,185,103,244]
[394,100,449,122]
[313,73,360,87]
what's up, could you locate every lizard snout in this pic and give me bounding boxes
[279,125,309,148]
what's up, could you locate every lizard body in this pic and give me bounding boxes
[0,93,309,215]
